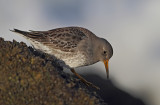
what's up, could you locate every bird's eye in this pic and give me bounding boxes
[104,51,107,54]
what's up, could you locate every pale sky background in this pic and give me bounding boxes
[0,0,160,105]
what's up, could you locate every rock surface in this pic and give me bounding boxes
[0,38,107,105]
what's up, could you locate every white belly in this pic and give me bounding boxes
[62,51,86,68]
[29,39,86,68]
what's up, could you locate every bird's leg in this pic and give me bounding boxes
[70,68,100,90]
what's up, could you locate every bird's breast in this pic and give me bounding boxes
[61,51,88,68]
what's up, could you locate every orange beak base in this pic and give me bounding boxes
[104,60,109,79]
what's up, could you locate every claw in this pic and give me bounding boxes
[80,76,100,90]
[71,68,100,90]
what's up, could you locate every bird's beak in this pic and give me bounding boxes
[103,59,109,79]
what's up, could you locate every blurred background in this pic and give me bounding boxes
[0,0,160,105]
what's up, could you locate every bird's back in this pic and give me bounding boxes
[12,27,98,68]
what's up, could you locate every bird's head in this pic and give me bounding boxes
[95,38,113,79]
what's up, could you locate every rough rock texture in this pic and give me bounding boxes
[0,38,107,105]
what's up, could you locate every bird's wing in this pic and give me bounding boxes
[12,27,87,52]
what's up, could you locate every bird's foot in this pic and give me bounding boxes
[70,68,100,90]
[81,79,100,90]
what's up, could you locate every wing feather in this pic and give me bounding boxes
[13,27,87,52]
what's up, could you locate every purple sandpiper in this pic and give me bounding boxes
[11,27,113,89]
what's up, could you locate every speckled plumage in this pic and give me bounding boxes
[12,27,103,68]
[15,27,88,68]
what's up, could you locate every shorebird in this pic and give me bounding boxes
[11,27,113,89]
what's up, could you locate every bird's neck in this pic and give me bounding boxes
[91,36,101,63]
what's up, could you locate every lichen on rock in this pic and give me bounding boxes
[0,38,107,105]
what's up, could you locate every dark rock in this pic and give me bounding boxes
[0,37,107,105]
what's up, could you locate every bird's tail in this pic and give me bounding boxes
[10,29,29,36]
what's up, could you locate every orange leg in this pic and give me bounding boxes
[70,68,100,90]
